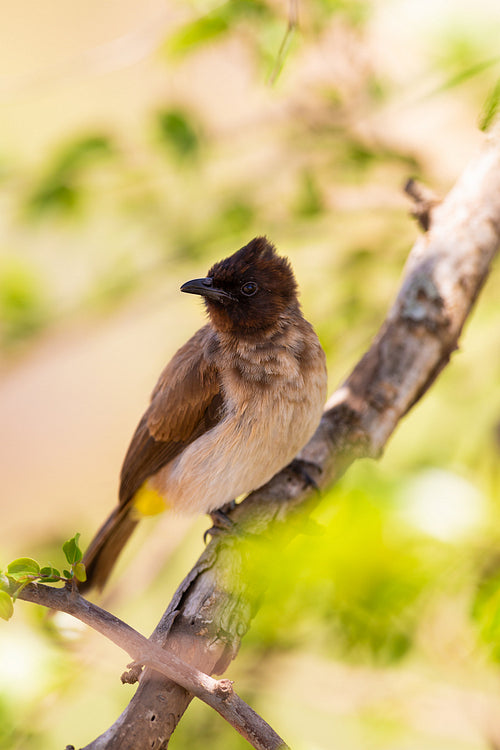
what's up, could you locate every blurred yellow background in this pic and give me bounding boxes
[1,1,500,748]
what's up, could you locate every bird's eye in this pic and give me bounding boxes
[241,281,258,297]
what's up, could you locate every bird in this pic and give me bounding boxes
[81,236,327,592]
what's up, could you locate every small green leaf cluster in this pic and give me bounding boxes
[0,533,86,621]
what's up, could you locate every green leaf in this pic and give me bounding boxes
[0,591,14,620]
[155,109,200,160]
[479,78,500,131]
[52,134,113,176]
[63,569,72,579]
[164,0,272,59]
[7,557,40,576]
[166,13,229,57]
[63,533,83,565]
[11,580,31,602]
[0,573,10,591]
[429,55,500,98]
[0,258,48,347]
[73,562,87,583]
[40,565,61,583]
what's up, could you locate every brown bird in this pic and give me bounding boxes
[81,237,327,592]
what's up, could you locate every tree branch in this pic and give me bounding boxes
[404,177,441,231]
[26,127,500,749]
[15,583,289,750]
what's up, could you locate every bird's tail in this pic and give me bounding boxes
[80,504,138,593]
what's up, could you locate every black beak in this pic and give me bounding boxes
[180,277,233,302]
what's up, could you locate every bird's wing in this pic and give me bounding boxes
[119,325,223,505]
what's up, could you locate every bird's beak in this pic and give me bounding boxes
[180,277,233,302]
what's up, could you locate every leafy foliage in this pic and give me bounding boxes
[0,534,86,619]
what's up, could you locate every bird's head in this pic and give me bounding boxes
[180,237,299,335]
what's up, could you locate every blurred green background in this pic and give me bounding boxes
[1,1,500,748]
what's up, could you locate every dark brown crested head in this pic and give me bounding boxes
[181,237,299,335]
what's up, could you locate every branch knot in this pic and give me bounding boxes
[215,679,234,700]
[400,272,450,333]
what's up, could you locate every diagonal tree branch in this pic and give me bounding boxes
[34,126,500,749]
[14,583,288,750]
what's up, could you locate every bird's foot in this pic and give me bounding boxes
[288,458,322,492]
[203,502,236,543]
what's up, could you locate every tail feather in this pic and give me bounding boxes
[80,505,138,593]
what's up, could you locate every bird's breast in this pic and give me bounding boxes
[149,334,327,514]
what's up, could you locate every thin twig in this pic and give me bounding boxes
[15,583,289,750]
[268,0,299,86]
[404,177,441,231]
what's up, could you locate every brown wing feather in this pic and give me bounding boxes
[119,325,223,505]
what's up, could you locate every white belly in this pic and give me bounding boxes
[150,367,326,514]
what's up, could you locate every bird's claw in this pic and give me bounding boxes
[203,506,236,543]
[288,458,322,492]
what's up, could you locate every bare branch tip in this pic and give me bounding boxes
[216,678,235,699]
[404,177,441,232]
